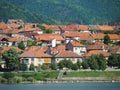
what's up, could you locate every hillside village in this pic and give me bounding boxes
[0,19,120,71]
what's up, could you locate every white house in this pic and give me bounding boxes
[66,41,87,55]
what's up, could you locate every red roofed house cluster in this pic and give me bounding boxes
[0,19,120,70]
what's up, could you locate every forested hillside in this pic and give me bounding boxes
[0,0,120,25]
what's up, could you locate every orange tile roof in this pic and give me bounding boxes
[108,34,120,40]
[92,33,105,40]
[63,31,80,37]
[8,36,31,42]
[55,50,82,58]
[70,41,85,47]
[0,46,22,53]
[98,25,114,31]
[110,46,120,54]
[34,34,65,42]
[87,42,108,50]
[3,29,20,34]
[79,32,93,40]
[83,50,111,57]
[8,23,19,29]
[25,46,47,53]
[59,24,78,31]
[20,50,51,58]
[0,23,7,30]
[78,25,89,31]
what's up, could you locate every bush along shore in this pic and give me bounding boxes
[0,71,120,84]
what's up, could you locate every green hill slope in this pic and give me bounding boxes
[0,3,56,24]
[0,0,120,25]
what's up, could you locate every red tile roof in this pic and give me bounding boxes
[70,41,85,47]
[55,50,82,58]
[0,46,22,53]
[87,42,108,50]
[110,46,120,54]
[34,34,65,42]
[63,31,80,37]
[79,32,93,40]
[108,34,120,40]
[8,23,19,29]
[0,23,7,30]
[83,50,111,57]
[98,25,115,31]
[92,33,105,40]
[78,25,89,31]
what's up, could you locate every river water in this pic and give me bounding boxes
[0,83,120,90]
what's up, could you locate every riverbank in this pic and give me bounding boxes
[0,71,120,84]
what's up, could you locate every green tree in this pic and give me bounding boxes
[29,63,35,70]
[58,60,65,69]
[2,48,19,70]
[19,61,28,71]
[104,35,111,45]
[41,64,47,70]
[77,60,81,69]
[66,59,73,69]
[72,63,78,70]
[89,55,99,70]
[108,54,120,68]
[97,54,107,70]
[18,41,25,50]
[82,59,89,69]
[27,40,36,47]
[51,62,57,70]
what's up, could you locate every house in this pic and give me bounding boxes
[19,46,51,69]
[46,45,66,55]
[54,50,82,64]
[98,25,115,31]
[0,36,9,46]
[88,25,100,34]
[87,42,109,52]
[66,40,86,55]
[79,32,94,43]
[83,50,111,59]
[42,24,61,34]
[19,23,43,36]
[78,25,89,33]
[62,31,80,43]
[92,33,105,42]
[59,24,79,33]
[108,34,120,42]
[0,23,8,30]
[7,36,31,46]
[7,23,19,29]
[34,34,65,47]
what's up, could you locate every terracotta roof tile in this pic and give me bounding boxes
[0,46,22,53]
[79,32,93,40]
[98,25,114,31]
[8,23,19,29]
[55,50,82,58]
[0,23,7,30]
[63,31,80,37]
[78,25,89,31]
[108,34,120,40]
[34,34,65,42]
[87,42,108,50]
[83,50,111,57]
[92,33,105,40]
[70,41,85,47]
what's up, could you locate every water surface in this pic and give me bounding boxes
[0,83,120,90]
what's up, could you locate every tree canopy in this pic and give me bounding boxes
[2,48,19,70]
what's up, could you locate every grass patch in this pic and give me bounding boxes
[63,71,120,77]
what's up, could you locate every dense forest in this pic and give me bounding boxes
[0,0,120,25]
